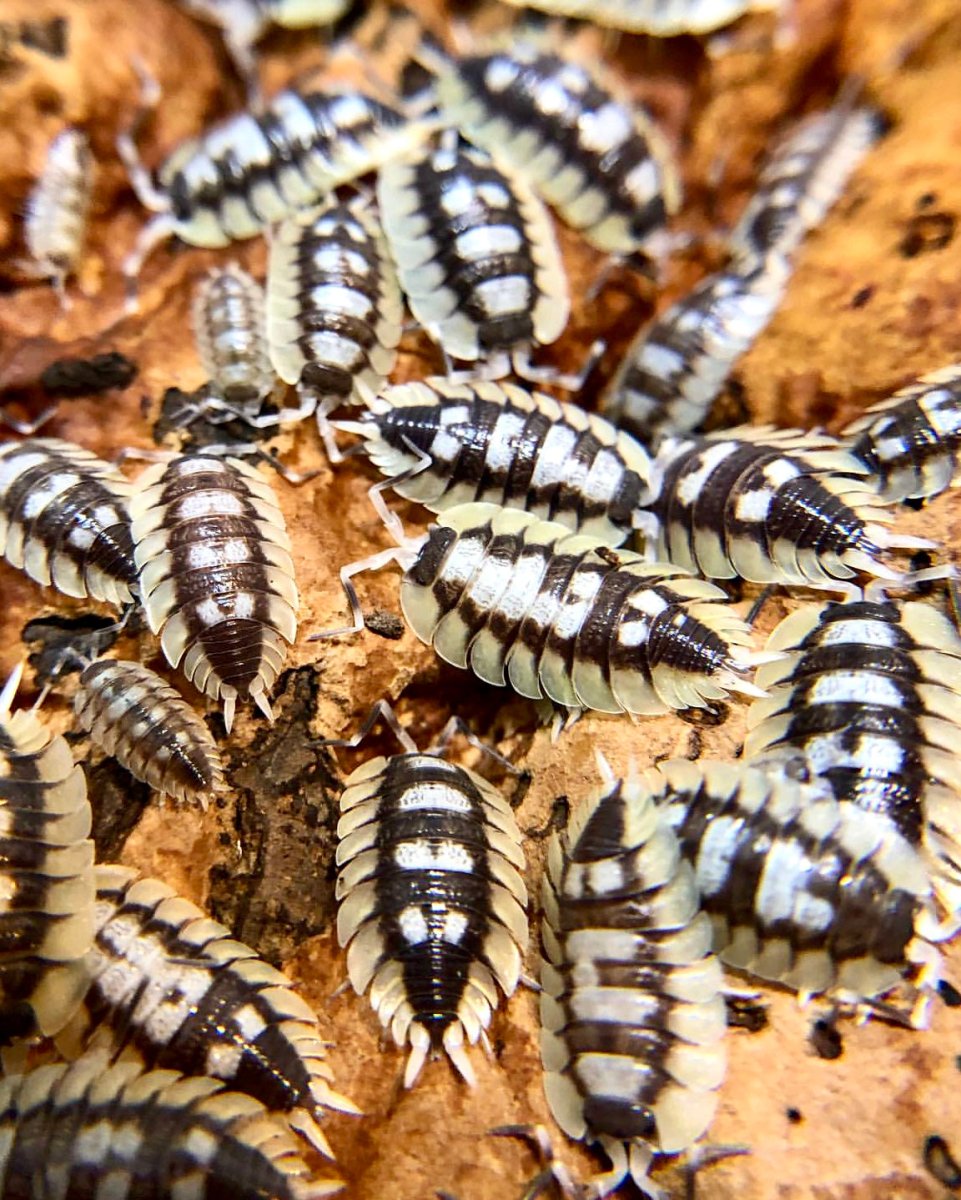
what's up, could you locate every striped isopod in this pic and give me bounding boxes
[728,102,884,268]
[600,255,790,444]
[266,196,403,418]
[0,438,136,606]
[120,84,427,287]
[496,0,780,34]
[842,363,961,504]
[742,598,961,916]
[73,659,225,804]
[0,1054,342,1199]
[383,501,768,717]
[540,766,726,1197]
[641,425,927,585]
[376,135,569,376]
[647,756,946,1020]
[23,128,93,309]
[192,264,275,409]
[57,864,356,1157]
[336,378,655,547]
[335,752,528,1087]
[128,454,298,732]
[0,664,95,1042]
[435,43,680,256]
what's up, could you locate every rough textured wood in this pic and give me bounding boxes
[1,1,961,1197]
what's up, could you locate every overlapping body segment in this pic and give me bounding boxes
[600,257,790,443]
[129,454,298,731]
[436,44,680,255]
[340,378,654,546]
[267,196,402,410]
[643,425,918,584]
[0,438,135,605]
[843,363,961,504]
[0,1054,342,1199]
[540,771,725,1195]
[377,136,568,369]
[648,756,942,1014]
[74,659,225,804]
[335,753,528,1087]
[0,666,95,1041]
[60,864,355,1156]
[400,503,766,716]
[743,599,961,915]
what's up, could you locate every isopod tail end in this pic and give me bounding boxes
[443,1021,477,1088]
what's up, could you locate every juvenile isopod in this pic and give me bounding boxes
[23,127,93,308]
[73,658,225,804]
[192,263,276,412]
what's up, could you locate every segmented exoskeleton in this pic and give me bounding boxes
[648,756,946,1023]
[0,438,136,606]
[641,425,926,585]
[843,363,961,504]
[129,454,298,732]
[0,1054,343,1199]
[541,766,726,1197]
[73,659,225,804]
[23,128,93,308]
[436,43,680,256]
[336,378,655,547]
[376,134,569,376]
[496,0,780,34]
[385,502,767,717]
[600,256,790,444]
[266,196,403,420]
[120,84,427,288]
[0,665,95,1042]
[57,864,356,1156]
[192,264,275,410]
[336,753,528,1087]
[728,102,884,268]
[742,598,961,916]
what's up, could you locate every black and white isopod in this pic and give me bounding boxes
[335,752,528,1087]
[129,454,298,731]
[540,763,726,1197]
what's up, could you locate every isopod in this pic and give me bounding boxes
[23,127,93,308]
[540,763,726,1197]
[335,752,528,1086]
[496,0,780,35]
[128,454,298,732]
[192,264,275,410]
[376,134,569,378]
[73,658,225,804]
[0,664,95,1042]
[0,438,136,606]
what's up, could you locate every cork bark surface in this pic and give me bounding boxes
[1,0,961,1197]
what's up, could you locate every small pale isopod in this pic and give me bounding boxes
[73,658,225,804]
[266,196,402,420]
[129,454,298,732]
[0,664,95,1042]
[843,363,961,504]
[335,752,528,1087]
[436,43,680,256]
[0,438,136,606]
[23,128,93,308]
[540,764,726,1197]
[192,264,275,410]
[742,598,961,916]
[648,756,946,1022]
[600,256,790,443]
[376,135,569,377]
[58,864,356,1157]
[336,377,655,547]
[0,1053,343,1198]
[641,425,928,585]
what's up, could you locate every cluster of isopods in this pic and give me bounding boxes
[1,0,960,1196]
